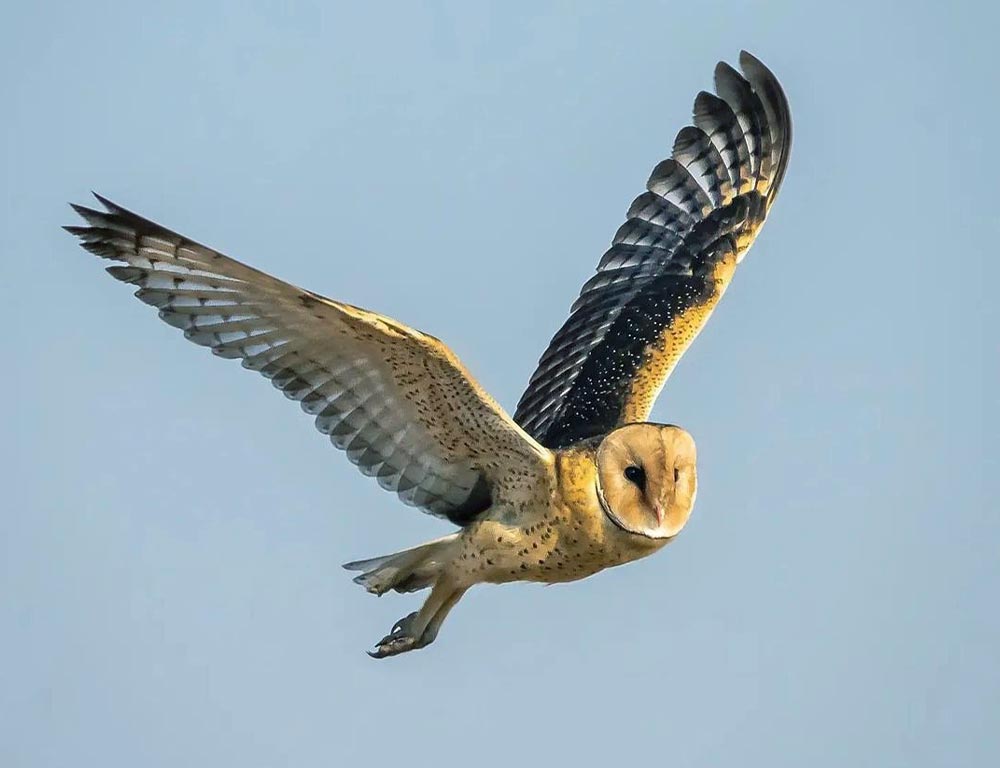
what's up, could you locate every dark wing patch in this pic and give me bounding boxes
[514,51,791,448]
[66,196,548,525]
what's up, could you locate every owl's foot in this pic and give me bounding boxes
[367,611,428,658]
[365,581,468,659]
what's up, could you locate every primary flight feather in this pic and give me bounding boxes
[65,50,791,657]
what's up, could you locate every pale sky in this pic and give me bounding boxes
[3,2,996,766]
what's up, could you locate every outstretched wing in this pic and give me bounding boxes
[66,196,550,525]
[514,51,792,448]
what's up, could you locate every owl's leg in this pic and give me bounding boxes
[418,586,465,646]
[368,578,467,658]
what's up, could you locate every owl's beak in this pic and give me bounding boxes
[652,503,664,526]
[645,471,672,529]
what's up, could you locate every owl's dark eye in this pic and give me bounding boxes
[624,465,646,490]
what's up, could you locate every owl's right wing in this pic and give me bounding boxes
[66,196,552,526]
[514,51,791,448]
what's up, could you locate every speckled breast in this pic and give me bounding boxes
[455,445,664,586]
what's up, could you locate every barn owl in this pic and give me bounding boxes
[65,51,791,657]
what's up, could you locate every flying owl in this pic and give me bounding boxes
[65,51,791,658]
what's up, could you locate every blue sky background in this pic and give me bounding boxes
[2,2,996,766]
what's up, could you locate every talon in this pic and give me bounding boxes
[367,612,426,659]
[368,633,418,659]
[391,611,418,635]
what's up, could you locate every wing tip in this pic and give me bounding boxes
[738,49,767,75]
[90,191,121,213]
[66,193,217,256]
[68,201,101,220]
[713,59,742,90]
[65,203,111,251]
[737,50,792,164]
[67,195,125,233]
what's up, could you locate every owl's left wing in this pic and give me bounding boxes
[65,195,551,525]
[514,51,791,448]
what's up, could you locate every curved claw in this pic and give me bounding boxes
[367,612,425,659]
[368,633,419,659]
[391,611,418,635]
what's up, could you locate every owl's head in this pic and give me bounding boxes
[595,423,698,540]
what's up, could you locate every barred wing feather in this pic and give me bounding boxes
[514,51,792,448]
[66,196,549,525]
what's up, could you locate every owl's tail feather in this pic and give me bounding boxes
[343,533,460,596]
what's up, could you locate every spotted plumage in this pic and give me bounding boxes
[65,50,790,657]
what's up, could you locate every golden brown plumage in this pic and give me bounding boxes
[352,424,694,657]
[64,50,790,658]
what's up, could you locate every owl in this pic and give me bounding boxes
[65,51,791,657]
